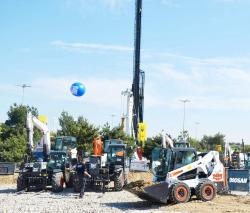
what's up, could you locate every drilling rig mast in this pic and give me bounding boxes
[132,0,144,141]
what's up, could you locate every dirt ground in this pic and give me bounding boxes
[163,194,250,213]
[0,172,250,213]
[0,173,18,184]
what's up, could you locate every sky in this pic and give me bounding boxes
[1,0,250,143]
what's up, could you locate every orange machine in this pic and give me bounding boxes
[115,151,124,157]
[93,137,103,156]
[137,147,143,160]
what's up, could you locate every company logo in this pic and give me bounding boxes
[229,177,248,184]
[213,173,223,181]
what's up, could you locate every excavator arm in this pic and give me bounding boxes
[26,112,51,158]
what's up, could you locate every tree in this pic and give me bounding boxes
[143,135,162,160]
[77,116,99,155]
[0,135,26,162]
[187,137,206,152]
[58,111,99,155]
[0,103,41,162]
[176,130,189,141]
[100,123,129,140]
[245,145,250,153]
[99,123,136,157]
[58,111,78,137]
[200,133,225,152]
[1,103,40,142]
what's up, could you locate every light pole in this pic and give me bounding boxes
[180,99,190,138]
[195,122,200,139]
[16,84,31,105]
[110,114,116,128]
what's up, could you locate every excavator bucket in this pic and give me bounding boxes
[136,182,170,204]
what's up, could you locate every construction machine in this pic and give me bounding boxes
[246,153,250,169]
[17,113,77,192]
[174,139,190,148]
[137,134,225,204]
[73,138,129,192]
[230,151,247,169]
[223,141,250,193]
[224,140,249,169]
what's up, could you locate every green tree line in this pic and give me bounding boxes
[0,104,136,162]
[0,103,250,162]
[143,130,250,160]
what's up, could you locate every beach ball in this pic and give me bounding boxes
[70,82,86,97]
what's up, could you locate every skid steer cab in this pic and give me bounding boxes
[141,147,225,204]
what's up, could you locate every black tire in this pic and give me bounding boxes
[114,171,124,191]
[170,182,191,204]
[52,172,64,192]
[124,174,128,186]
[195,179,217,202]
[17,175,26,192]
[73,175,82,193]
[101,181,106,194]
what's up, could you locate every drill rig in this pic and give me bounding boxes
[132,0,144,142]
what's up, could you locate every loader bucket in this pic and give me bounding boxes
[136,182,170,204]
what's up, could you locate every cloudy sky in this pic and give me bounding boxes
[1,0,250,143]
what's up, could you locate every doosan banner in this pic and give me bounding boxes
[227,169,250,192]
[229,177,248,184]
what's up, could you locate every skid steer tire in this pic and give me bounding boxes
[195,179,217,202]
[170,182,191,204]
[17,175,26,192]
[52,172,64,193]
[114,171,124,191]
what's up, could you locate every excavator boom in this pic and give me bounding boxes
[26,112,51,159]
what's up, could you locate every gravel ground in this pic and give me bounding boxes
[0,185,169,213]
[1,184,250,213]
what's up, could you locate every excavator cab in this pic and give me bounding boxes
[54,136,77,164]
[47,152,66,171]
[107,144,126,166]
[174,140,190,148]
[55,136,77,151]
